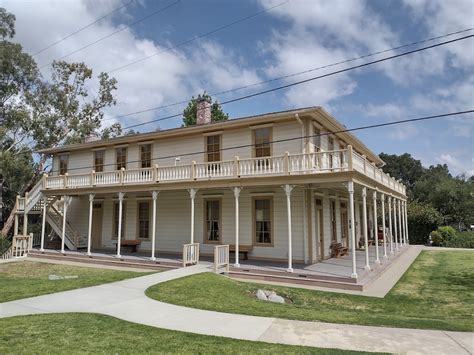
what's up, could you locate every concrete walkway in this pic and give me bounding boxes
[0,261,472,354]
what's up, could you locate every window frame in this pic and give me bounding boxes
[115,147,127,170]
[139,144,152,169]
[252,127,273,158]
[252,196,274,247]
[203,198,222,244]
[93,150,105,172]
[58,154,69,175]
[205,134,221,163]
[136,201,151,240]
[113,201,126,240]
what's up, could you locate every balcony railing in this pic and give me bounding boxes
[41,148,406,195]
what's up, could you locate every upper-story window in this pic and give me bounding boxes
[59,154,68,175]
[116,147,127,170]
[94,150,105,172]
[313,127,321,152]
[254,127,272,157]
[206,135,221,162]
[140,144,152,168]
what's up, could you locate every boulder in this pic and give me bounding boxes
[256,289,268,301]
[48,275,63,280]
[268,293,285,304]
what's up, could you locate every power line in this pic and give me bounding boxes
[105,27,473,121]
[105,0,290,74]
[39,0,180,69]
[33,0,135,56]
[60,109,473,172]
[119,34,473,130]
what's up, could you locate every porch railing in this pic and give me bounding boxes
[40,148,406,195]
[1,234,33,260]
[182,243,199,267]
[213,245,229,273]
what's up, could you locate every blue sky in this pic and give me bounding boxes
[5,0,474,175]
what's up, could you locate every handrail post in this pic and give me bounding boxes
[120,167,125,185]
[347,145,353,171]
[91,170,96,187]
[63,173,68,188]
[43,174,48,189]
[284,151,290,175]
[154,164,159,182]
[234,156,240,177]
[214,246,218,273]
[191,161,196,180]
[362,155,367,174]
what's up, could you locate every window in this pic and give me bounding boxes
[330,200,337,242]
[254,197,272,245]
[116,147,127,170]
[313,127,321,152]
[94,150,105,172]
[205,199,220,242]
[137,201,150,239]
[206,135,221,162]
[113,202,126,240]
[140,144,152,168]
[59,155,68,175]
[254,127,272,158]
[328,137,334,169]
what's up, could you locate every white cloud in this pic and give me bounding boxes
[4,0,261,130]
[437,153,474,176]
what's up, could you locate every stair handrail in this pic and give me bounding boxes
[47,206,79,248]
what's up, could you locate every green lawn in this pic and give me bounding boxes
[0,261,150,303]
[0,313,378,354]
[147,251,474,332]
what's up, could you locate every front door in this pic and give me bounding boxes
[315,198,324,260]
[340,208,349,247]
[91,202,103,249]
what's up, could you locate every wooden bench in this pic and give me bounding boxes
[330,242,348,258]
[229,244,253,260]
[115,239,141,253]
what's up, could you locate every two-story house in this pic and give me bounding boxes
[15,103,408,280]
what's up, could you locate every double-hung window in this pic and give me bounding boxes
[206,135,221,162]
[254,127,272,158]
[205,199,220,242]
[138,201,150,239]
[94,150,105,172]
[59,154,68,175]
[254,197,272,245]
[116,147,127,170]
[140,144,152,168]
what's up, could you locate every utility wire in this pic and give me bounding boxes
[33,0,135,56]
[105,0,290,74]
[105,27,473,121]
[39,0,180,69]
[59,109,473,172]
[119,34,473,130]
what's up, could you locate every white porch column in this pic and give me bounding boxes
[283,184,294,273]
[60,196,70,254]
[23,213,28,237]
[404,200,409,245]
[347,182,357,279]
[381,193,387,259]
[87,194,95,256]
[151,191,159,261]
[188,189,197,244]
[361,187,370,270]
[400,200,405,246]
[14,214,19,235]
[116,192,125,258]
[393,198,399,251]
[233,187,242,267]
[40,194,47,252]
[398,199,403,247]
[373,190,380,264]
[388,196,394,255]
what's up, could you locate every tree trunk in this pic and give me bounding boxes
[1,154,48,238]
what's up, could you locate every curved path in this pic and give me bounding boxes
[0,264,472,354]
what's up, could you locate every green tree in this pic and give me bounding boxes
[379,153,424,196]
[407,200,444,244]
[182,92,228,126]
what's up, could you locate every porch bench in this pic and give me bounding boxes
[115,239,141,253]
[229,244,253,260]
[330,242,348,258]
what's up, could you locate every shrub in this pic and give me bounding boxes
[408,200,444,244]
[445,231,474,248]
[0,237,12,255]
[430,226,459,247]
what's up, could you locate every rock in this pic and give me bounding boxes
[256,289,268,301]
[64,275,78,279]
[268,293,285,304]
[48,275,63,280]
[264,290,276,297]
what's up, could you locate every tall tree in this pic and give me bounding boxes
[379,153,424,196]
[1,8,121,236]
[182,92,228,126]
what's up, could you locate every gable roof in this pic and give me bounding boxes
[37,106,385,166]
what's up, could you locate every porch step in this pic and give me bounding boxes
[227,270,363,291]
[27,250,181,271]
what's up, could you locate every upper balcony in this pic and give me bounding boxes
[40,147,406,195]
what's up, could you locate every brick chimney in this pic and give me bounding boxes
[196,96,212,125]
